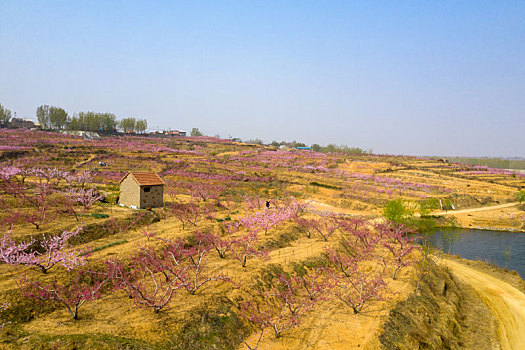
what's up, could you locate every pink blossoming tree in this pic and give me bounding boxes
[0,227,87,273]
[18,268,108,319]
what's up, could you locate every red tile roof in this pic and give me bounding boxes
[121,172,165,186]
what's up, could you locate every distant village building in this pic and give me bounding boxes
[167,130,186,136]
[61,130,101,140]
[119,172,165,209]
[149,130,186,137]
[10,118,38,129]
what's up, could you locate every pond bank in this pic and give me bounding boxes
[436,224,525,233]
[425,228,525,278]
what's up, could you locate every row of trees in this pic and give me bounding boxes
[68,111,118,132]
[310,144,369,155]
[0,102,149,133]
[36,105,68,129]
[35,105,147,133]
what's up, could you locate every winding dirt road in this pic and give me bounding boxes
[441,259,525,350]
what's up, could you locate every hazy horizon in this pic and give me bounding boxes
[1,1,523,157]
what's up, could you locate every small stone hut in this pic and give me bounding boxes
[119,172,165,209]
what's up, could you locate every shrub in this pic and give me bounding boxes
[383,198,416,224]
[91,213,110,219]
[309,181,341,190]
[516,190,525,203]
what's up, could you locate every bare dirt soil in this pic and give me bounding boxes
[441,258,525,350]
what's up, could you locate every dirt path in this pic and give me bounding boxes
[441,258,525,350]
[431,202,519,216]
[73,153,96,169]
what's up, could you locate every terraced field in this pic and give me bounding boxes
[0,129,523,349]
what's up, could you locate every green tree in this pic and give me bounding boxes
[0,103,12,125]
[249,138,264,145]
[100,113,117,132]
[68,112,135,133]
[419,198,440,217]
[49,106,68,129]
[383,198,416,224]
[516,190,525,203]
[290,140,306,147]
[80,111,96,131]
[442,198,454,212]
[503,246,511,270]
[311,143,365,154]
[119,118,136,133]
[443,230,459,254]
[135,119,147,133]
[68,113,79,130]
[191,128,203,137]
[36,105,51,129]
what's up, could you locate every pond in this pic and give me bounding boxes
[425,229,525,278]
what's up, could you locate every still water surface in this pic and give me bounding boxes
[426,229,525,278]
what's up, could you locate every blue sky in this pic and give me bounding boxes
[1,1,523,156]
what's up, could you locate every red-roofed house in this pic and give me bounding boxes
[119,172,165,209]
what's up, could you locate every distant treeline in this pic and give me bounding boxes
[36,105,147,133]
[445,157,525,170]
[311,144,369,154]
[246,139,369,155]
